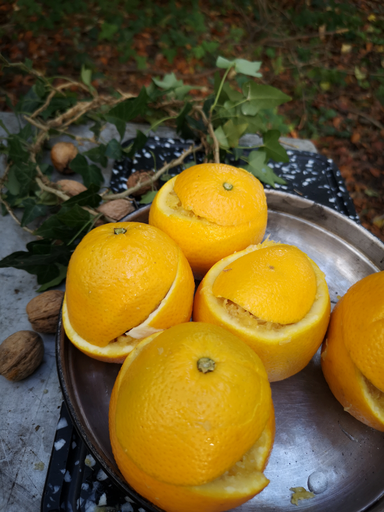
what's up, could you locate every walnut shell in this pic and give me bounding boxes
[0,331,44,381]
[57,179,87,197]
[97,199,135,221]
[26,290,64,334]
[51,142,78,174]
[126,170,156,197]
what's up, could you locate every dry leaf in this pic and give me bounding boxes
[319,24,326,41]
[341,44,352,54]
[351,131,361,144]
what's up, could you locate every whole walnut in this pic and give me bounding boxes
[26,290,64,334]
[51,142,78,174]
[0,331,44,381]
[57,179,87,197]
[97,199,135,222]
[126,170,156,197]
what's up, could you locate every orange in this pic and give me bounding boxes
[148,163,267,279]
[321,271,384,431]
[109,322,275,512]
[62,222,194,363]
[194,240,330,381]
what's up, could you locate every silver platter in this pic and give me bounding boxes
[57,191,384,512]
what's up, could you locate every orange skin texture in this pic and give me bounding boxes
[149,164,267,279]
[64,222,195,361]
[321,271,384,431]
[193,241,331,382]
[109,323,275,512]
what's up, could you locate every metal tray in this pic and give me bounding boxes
[57,190,384,512]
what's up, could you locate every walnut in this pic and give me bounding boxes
[0,331,44,381]
[126,170,156,197]
[26,290,64,334]
[51,142,78,174]
[57,179,87,197]
[97,199,135,221]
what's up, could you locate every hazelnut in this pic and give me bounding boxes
[26,290,64,334]
[0,331,44,381]
[57,179,87,197]
[126,170,156,197]
[97,199,135,221]
[51,142,78,174]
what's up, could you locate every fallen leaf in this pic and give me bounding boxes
[341,44,352,54]
[351,131,361,144]
[369,168,381,178]
[319,24,326,40]
[333,116,343,129]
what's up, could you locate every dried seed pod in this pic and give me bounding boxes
[97,199,135,221]
[57,179,87,197]
[51,142,78,174]
[0,331,44,382]
[26,290,64,334]
[126,170,156,197]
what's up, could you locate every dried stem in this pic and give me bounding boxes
[104,143,204,200]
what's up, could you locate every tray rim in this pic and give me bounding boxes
[56,190,384,512]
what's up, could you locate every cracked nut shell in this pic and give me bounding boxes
[0,331,44,381]
[26,290,64,334]
[51,142,78,174]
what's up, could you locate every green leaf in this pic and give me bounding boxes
[105,138,123,159]
[140,190,157,204]
[222,83,243,102]
[98,22,119,41]
[6,162,36,196]
[222,120,248,148]
[124,130,148,159]
[246,150,286,187]
[33,80,46,98]
[20,198,48,227]
[176,103,195,140]
[263,130,289,162]
[8,135,29,163]
[242,82,291,109]
[16,87,43,114]
[57,203,92,228]
[62,183,102,209]
[0,119,10,135]
[241,101,259,116]
[81,65,92,87]
[34,215,79,241]
[105,87,149,139]
[216,57,262,77]
[234,59,262,78]
[69,154,104,188]
[24,58,33,70]
[214,126,229,149]
[35,264,62,287]
[37,264,67,292]
[216,56,236,70]
[153,73,183,90]
[83,145,108,167]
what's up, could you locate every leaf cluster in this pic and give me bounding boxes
[0,55,291,290]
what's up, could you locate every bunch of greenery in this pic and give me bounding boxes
[0,55,291,291]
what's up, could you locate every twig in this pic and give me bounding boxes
[196,106,220,163]
[104,143,204,200]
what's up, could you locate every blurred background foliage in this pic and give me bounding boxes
[1,0,384,240]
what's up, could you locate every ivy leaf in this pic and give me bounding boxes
[233,59,262,78]
[140,190,157,204]
[6,162,36,196]
[83,144,108,167]
[8,135,29,163]
[20,198,48,227]
[81,65,92,87]
[16,87,43,114]
[176,103,195,140]
[33,215,81,241]
[57,203,92,228]
[0,119,10,135]
[69,154,104,188]
[263,130,289,162]
[246,150,286,187]
[62,183,102,209]
[216,57,262,77]
[153,73,183,90]
[222,82,243,102]
[214,126,229,149]
[105,138,122,160]
[124,130,148,159]
[37,263,67,292]
[105,87,149,139]
[222,119,248,148]
[242,82,291,110]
